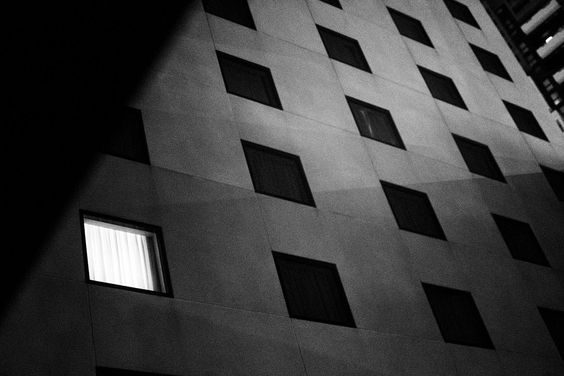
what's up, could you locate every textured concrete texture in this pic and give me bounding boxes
[2,0,564,375]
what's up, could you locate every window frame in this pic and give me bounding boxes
[272,251,356,328]
[316,25,372,73]
[453,134,506,183]
[216,51,283,110]
[241,140,316,207]
[202,0,256,30]
[444,0,480,28]
[540,165,564,201]
[80,210,173,297]
[381,180,447,240]
[346,96,405,149]
[469,44,512,81]
[503,100,548,141]
[491,213,549,266]
[418,66,467,109]
[388,7,434,48]
[319,0,342,9]
[422,282,495,349]
[538,307,564,360]
[101,107,151,165]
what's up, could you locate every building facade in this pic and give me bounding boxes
[480,0,564,119]
[2,0,564,375]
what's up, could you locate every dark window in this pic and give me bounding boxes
[346,96,405,149]
[470,44,512,81]
[492,214,549,266]
[101,107,150,164]
[540,165,564,201]
[423,283,494,349]
[81,211,172,297]
[503,101,548,141]
[453,134,506,183]
[381,181,446,239]
[444,0,480,28]
[388,8,434,47]
[419,66,467,109]
[242,140,315,206]
[216,51,282,109]
[319,0,342,9]
[316,25,372,73]
[273,251,355,327]
[202,0,256,30]
[97,367,173,376]
[538,307,564,360]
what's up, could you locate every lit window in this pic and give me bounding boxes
[388,7,434,47]
[82,212,171,295]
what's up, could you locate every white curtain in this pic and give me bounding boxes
[84,220,160,291]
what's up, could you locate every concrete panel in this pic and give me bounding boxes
[250,0,325,54]
[151,168,286,315]
[517,262,564,310]
[294,320,456,375]
[498,350,564,375]
[34,199,85,281]
[79,155,160,224]
[0,277,94,376]
[447,344,505,376]
[90,286,306,376]
[143,108,253,190]
[287,113,385,221]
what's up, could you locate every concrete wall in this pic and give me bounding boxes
[1,0,563,375]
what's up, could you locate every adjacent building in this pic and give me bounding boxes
[1,1,564,375]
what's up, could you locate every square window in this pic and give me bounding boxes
[101,107,151,164]
[503,101,548,141]
[316,25,372,73]
[202,0,256,30]
[423,283,494,349]
[388,8,434,47]
[273,251,355,327]
[453,134,506,182]
[540,165,564,201]
[444,0,480,28]
[419,66,467,109]
[216,51,282,109]
[470,44,512,81]
[538,307,564,360]
[97,367,171,376]
[242,140,315,206]
[381,181,446,239]
[346,96,405,149]
[81,212,171,296]
[319,0,342,9]
[492,214,549,266]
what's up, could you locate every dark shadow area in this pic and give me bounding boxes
[3,1,197,319]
